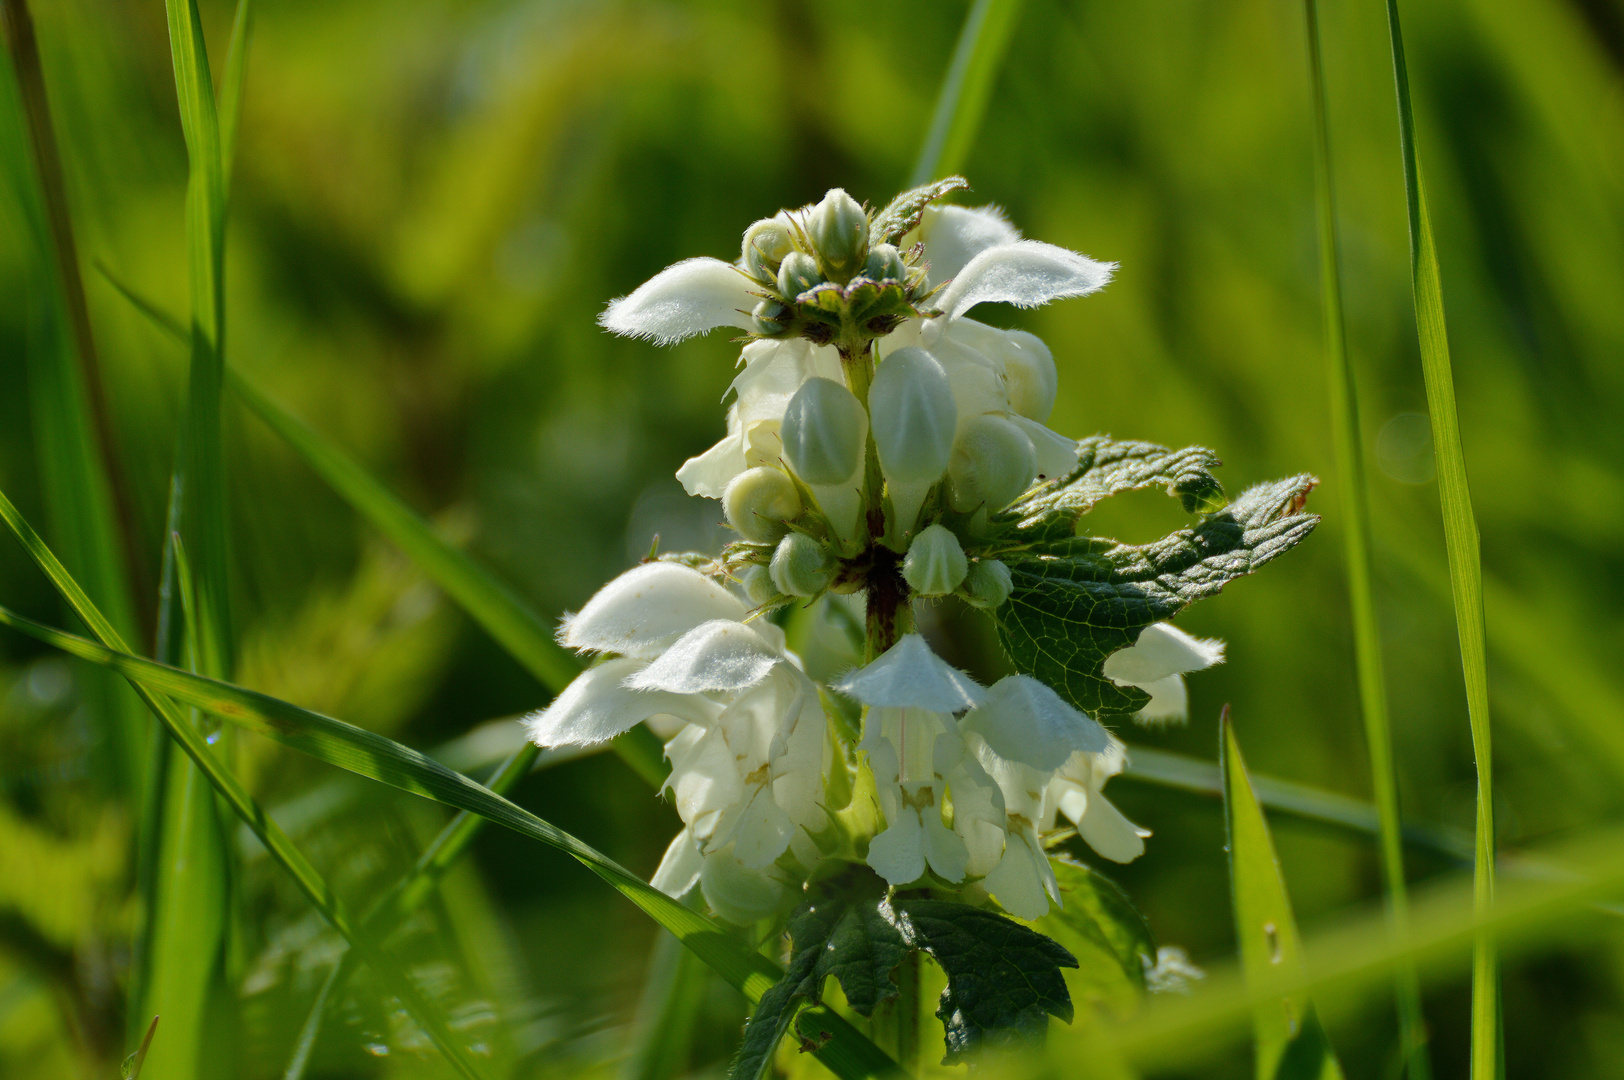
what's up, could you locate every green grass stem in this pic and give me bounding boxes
[1301,2,1430,1073]
[1381,3,1499,1074]
[908,0,1025,187]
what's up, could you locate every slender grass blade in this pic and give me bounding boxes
[1300,1,1429,1072]
[910,0,1025,186]
[1381,3,1498,1074]
[1222,714,1345,1080]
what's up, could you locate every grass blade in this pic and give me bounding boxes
[908,0,1025,186]
[1381,3,1498,1074]
[0,490,901,1080]
[622,929,714,1080]
[1222,713,1346,1080]
[218,0,253,191]
[1301,2,1429,1072]
[0,488,495,1080]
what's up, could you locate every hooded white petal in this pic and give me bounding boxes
[1012,416,1080,481]
[560,562,750,659]
[917,203,1021,287]
[522,657,717,748]
[866,810,927,886]
[1135,675,1190,724]
[836,634,985,713]
[1103,623,1225,686]
[599,257,756,344]
[625,619,782,694]
[650,828,704,898]
[1074,793,1150,864]
[982,827,1058,920]
[935,241,1116,322]
[961,674,1110,772]
[675,425,747,499]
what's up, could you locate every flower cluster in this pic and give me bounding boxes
[527,183,1231,925]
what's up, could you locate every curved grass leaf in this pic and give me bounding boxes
[0,489,899,1080]
[909,0,1027,186]
[1223,717,1345,1080]
[624,927,715,1080]
[1382,4,1498,1074]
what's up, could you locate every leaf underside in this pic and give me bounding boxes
[869,176,972,244]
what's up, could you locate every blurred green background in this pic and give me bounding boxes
[2,0,1622,1076]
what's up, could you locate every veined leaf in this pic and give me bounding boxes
[999,435,1228,540]
[0,488,899,1080]
[1223,717,1345,1080]
[869,176,970,244]
[994,474,1318,716]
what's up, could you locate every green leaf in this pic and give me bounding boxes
[908,0,1026,187]
[1223,718,1345,1080]
[999,435,1228,541]
[0,489,898,1080]
[1032,856,1155,1014]
[899,898,1076,1063]
[993,474,1319,716]
[869,176,971,244]
[1272,1007,1343,1080]
[1383,3,1498,1076]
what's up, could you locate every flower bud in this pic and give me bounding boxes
[776,251,822,299]
[723,466,802,544]
[902,524,968,597]
[805,188,869,280]
[863,242,906,283]
[781,377,867,486]
[961,558,1012,609]
[751,298,789,335]
[741,216,795,282]
[948,413,1037,512]
[998,331,1058,422]
[737,563,779,606]
[871,348,956,483]
[770,532,834,598]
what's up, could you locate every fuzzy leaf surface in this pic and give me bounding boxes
[993,475,1319,716]
[1002,435,1229,541]
[870,176,971,243]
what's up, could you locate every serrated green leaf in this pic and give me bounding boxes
[869,176,971,243]
[999,435,1228,541]
[1032,856,1155,1014]
[1223,719,1344,1080]
[898,899,1077,1064]
[994,475,1319,716]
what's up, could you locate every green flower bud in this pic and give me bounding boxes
[961,558,1012,609]
[751,298,789,335]
[770,532,834,598]
[781,377,867,486]
[805,188,869,281]
[863,242,906,283]
[723,466,802,543]
[776,250,822,299]
[948,413,1037,512]
[738,563,779,606]
[871,347,955,483]
[902,524,968,597]
[741,216,796,282]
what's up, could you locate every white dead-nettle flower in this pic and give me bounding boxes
[1102,622,1226,725]
[1045,738,1150,864]
[522,562,827,923]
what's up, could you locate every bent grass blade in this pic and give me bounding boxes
[910,0,1026,186]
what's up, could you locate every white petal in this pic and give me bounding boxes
[922,810,970,883]
[522,657,713,747]
[599,257,756,344]
[962,675,1109,773]
[626,620,781,694]
[730,788,796,868]
[676,422,746,498]
[561,562,749,659]
[731,339,829,425]
[917,204,1022,288]
[1011,416,1079,481]
[982,829,1053,919]
[1103,623,1225,686]
[699,848,786,924]
[1135,675,1190,725]
[835,634,985,713]
[867,812,926,886]
[923,333,1009,424]
[1076,793,1149,864]
[649,829,703,898]
[935,241,1115,322]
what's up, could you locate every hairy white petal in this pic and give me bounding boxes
[982,829,1054,919]
[650,829,703,898]
[626,620,781,694]
[599,257,756,344]
[836,634,985,713]
[561,562,749,658]
[1012,416,1080,481]
[935,241,1115,321]
[522,657,713,747]
[917,204,1021,288]
[1103,622,1226,686]
[1075,793,1149,863]
[676,430,746,498]
[1135,675,1190,725]
[962,674,1110,772]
